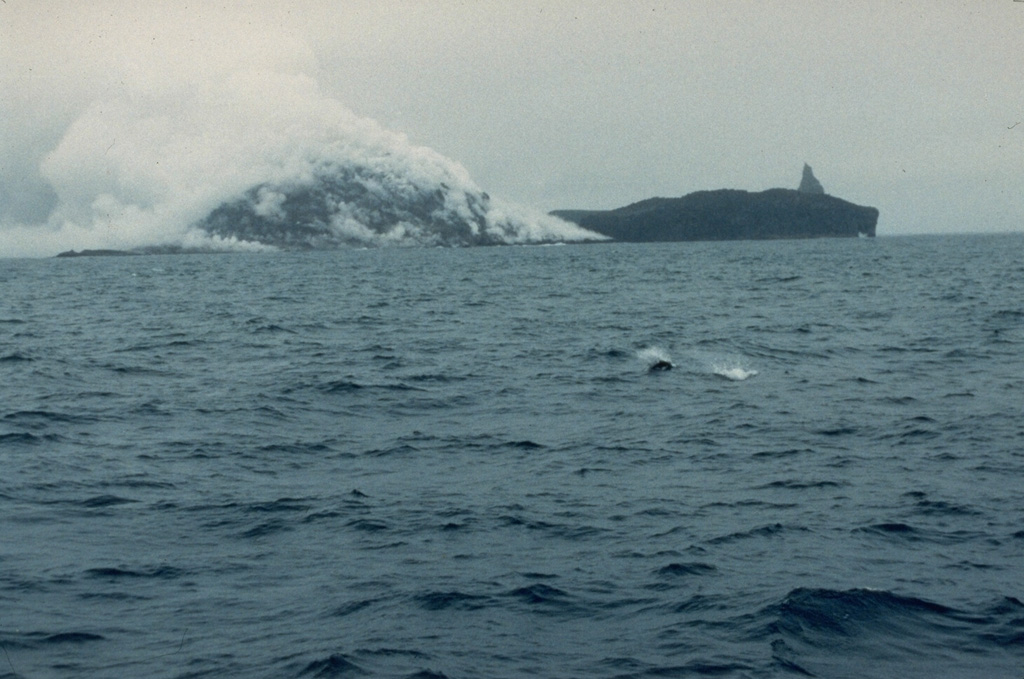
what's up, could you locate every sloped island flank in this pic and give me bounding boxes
[551,165,878,242]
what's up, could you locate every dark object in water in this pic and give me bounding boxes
[55,249,135,258]
[649,360,673,372]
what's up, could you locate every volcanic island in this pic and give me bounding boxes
[550,164,878,242]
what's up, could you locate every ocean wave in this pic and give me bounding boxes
[0,352,33,362]
[299,653,365,678]
[655,562,718,577]
[414,590,492,611]
[760,587,1024,676]
[85,565,186,580]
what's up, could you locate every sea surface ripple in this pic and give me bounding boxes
[2,234,1023,678]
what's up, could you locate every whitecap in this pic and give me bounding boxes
[712,364,758,381]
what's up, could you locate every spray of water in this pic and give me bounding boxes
[711,362,759,381]
[637,347,674,370]
[636,347,758,380]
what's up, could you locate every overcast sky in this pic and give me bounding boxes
[2,1,1022,255]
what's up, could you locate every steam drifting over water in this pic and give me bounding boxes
[5,70,601,256]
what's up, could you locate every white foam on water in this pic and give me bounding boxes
[711,363,759,381]
[637,347,673,366]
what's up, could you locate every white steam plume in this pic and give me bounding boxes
[11,70,596,255]
[0,6,601,256]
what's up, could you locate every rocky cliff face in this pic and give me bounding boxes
[552,188,878,242]
[799,163,826,194]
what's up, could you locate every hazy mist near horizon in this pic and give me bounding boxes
[2,1,1022,256]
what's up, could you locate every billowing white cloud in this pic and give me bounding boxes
[0,2,598,255]
[20,66,596,254]
[3,0,1023,256]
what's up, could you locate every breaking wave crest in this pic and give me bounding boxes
[636,347,758,380]
[711,363,758,381]
[637,346,673,367]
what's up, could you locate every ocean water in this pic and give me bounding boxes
[2,234,1023,679]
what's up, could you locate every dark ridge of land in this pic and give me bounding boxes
[54,246,229,258]
[551,188,879,242]
[55,249,137,257]
[54,166,879,255]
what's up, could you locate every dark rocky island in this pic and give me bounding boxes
[55,162,599,256]
[195,174,506,249]
[55,246,209,258]
[55,249,138,258]
[54,165,877,256]
[551,165,878,242]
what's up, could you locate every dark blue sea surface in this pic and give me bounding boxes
[2,234,1023,678]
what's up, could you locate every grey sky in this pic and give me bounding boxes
[2,1,1022,255]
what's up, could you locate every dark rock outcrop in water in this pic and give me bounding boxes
[55,246,212,257]
[798,163,825,194]
[552,168,878,242]
[55,249,136,258]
